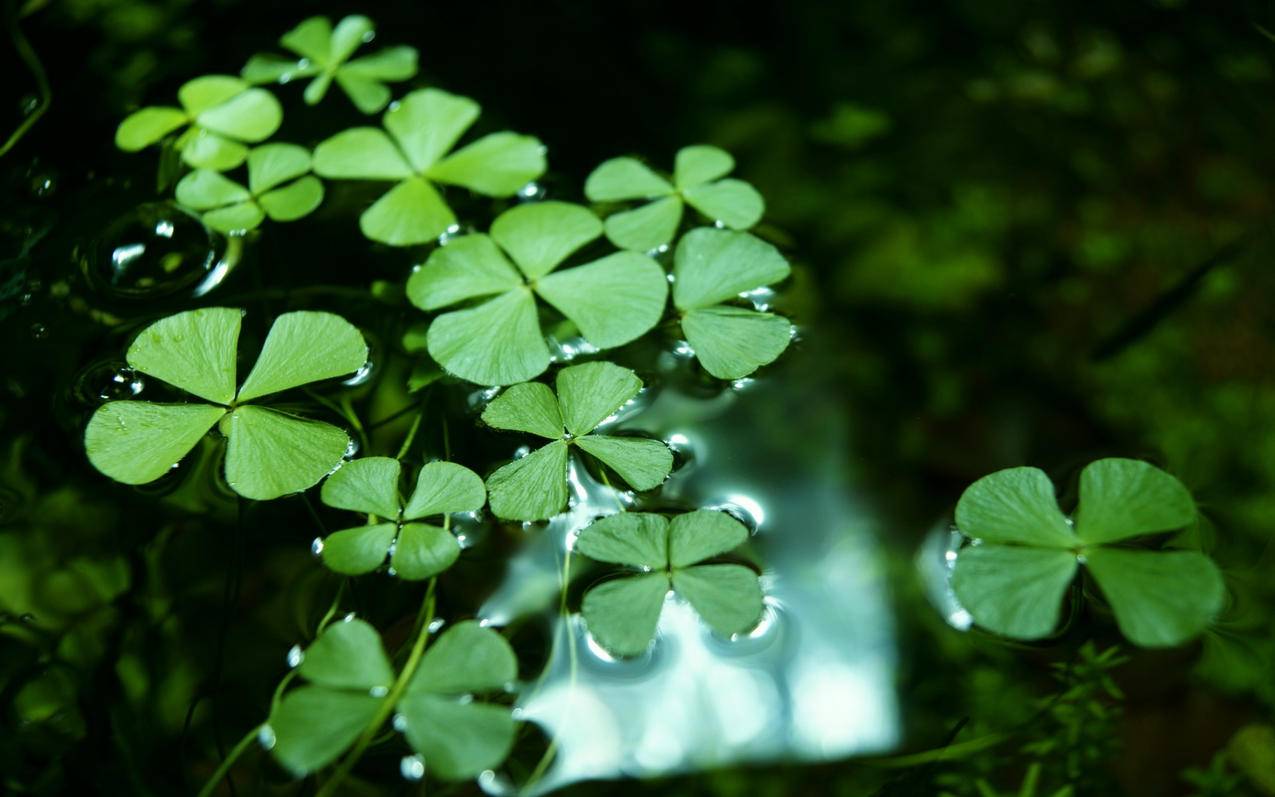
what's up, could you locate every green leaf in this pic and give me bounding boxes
[426,288,549,386]
[237,311,368,402]
[359,176,456,246]
[397,695,516,781]
[180,130,250,171]
[581,573,669,657]
[391,523,460,580]
[602,196,683,252]
[668,509,749,568]
[486,439,569,521]
[402,461,486,520]
[682,179,764,229]
[385,88,479,172]
[585,157,674,202]
[115,107,187,151]
[312,128,412,180]
[954,466,1077,547]
[202,202,266,233]
[175,170,251,210]
[681,306,792,380]
[489,202,601,280]
[259,176,324,222]
[241,53,316,84]
[951,545,1079,639]
[334,72,391,115]
[555,361,642,436]
[342,46,418,81]
[672,228,790,311]
[406,235,523,311]
[280,17,333,64]
[427,132,546,196]
[575,435,671,491]
[674,145,734,187]
[84,402,225,485]
[320,456,401,518]
[321,523,396,574]
[481,382,564,440]
[573,512,668,568]
[535,251,669,348]
[221,406,349,500]
[329,15,373,63]
[1074,458,1196,545]
[270,687,382,775]
[1085,548,1224,647]
[178,76,247,114]
[247,143,311,194]
[126,307,241,404]
[672,564,763,637]
[410,621,517,694]
[194,88,282,142]
[299,617,394,690]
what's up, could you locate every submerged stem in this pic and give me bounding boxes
[195,724,263,797]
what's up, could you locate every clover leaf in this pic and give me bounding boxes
[575,509,763,657]
[950,458,1226,647]
[672,228,794,379]
[270,618,517,780]
[481,361,672,521]
[242,15,418,114]
[406,202,667,385]
[174,143,324,233]
[115,75,283,171]
[84,307,368,500]
[584,144,764,252]
[312,88,546,246]
[317,456,485,579]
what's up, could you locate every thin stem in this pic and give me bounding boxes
[396,411,424,461]
[195,724,262,797]
[0,0,51,158]
[340,396,370,456]
[519,550,577,793]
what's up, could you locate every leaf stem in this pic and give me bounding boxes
[396,411,423,460]
[0,0,51,159]
[195,723,263,797]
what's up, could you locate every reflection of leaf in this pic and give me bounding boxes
[175,143,324,233]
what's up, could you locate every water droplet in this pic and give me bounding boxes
[369,685,389,697]
[29,323,45,339]
[427,618,445,633]
[672,341,695,358]
[437,223,463,246]
[310,538,325,557]
[29,173,56,198]
[286,644,304,668]
[517,181,545,202]
[730,377,756,391]
[19,95,39,115]
[343,437,360,459]
[512,445,532,460]
[739,286,774,312]
[392,713,408,731]
[361,30,376,43]
[342,612,357,623]
[712,494,765,533]
[257,725,277,750]
[400,754,425,781]
[342,359,374,387]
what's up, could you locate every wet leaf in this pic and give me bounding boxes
[299,618,394,690]
[951,545,1079,639]
[1086,548,1224,647]
[954,466,1077,547]
[1075,458,1197,545]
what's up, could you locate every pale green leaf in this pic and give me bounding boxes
[674,145,734,187]
[312,128,412,180]
[426,288,549,386]
[954,466,1077,547]
[270,687,381,775]
[672,228,791,310]
[259,176,324,222]
[300,617,394,690]
[126,307,242,404]
[951,545,1079,639]
[180,130,249,171]
[573,512,668,569]
[681,306,792,380]
[330,15,373,63]
[682,178,765,229]
[489,202,601,280]
[175,170,250,210]
[397,695,516,781]
[280,17,333,64]
[385,88,479,172]
[115,107,187,151]
[333,73,391,115]
[555,361,641,436]
[302,72,334,106]
[1075,458,1197,545]
[402,461,486,520]
[406,235,522,311]
[410,620,517,694]
[668,509,748,568]
[342,46,418,81]
[575,435,671,491]
[427,132,546,196]
[321,523,396,574]
[85,402,225,485]
[481,382,564,440]
[536,252,668,348]
[1085,548,1224,647]
[194,88,282,142]
[202,202,266,233]
[673,563,763,637]
[486,439,569,521]
[320,456,401,518]
[359,176,456,246]
[238,311,368,402]
[178,76,247,114]
[602,195,683,252]
[222,406,349,500]
[584,157,673,201]
[247,143,311,194]
[241,54,316,84]
[392,523,460,580]
[581,574,669,657]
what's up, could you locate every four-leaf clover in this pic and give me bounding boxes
[673,228,794,379]
[584,144,764,252]
[406,202,667,386]
[951,458,1226,647]
[85,308,368,500]
[313,88,546,245]
[115,75,283,171]
[242,15,418,114]
[482,361,672,521]
[270,617,517,780]
[318,456,485,579]
[175,143,324,233]
[576,509,763,657]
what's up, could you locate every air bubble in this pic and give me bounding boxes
[369,685,389,697]
[400,754,425,781]
[310,538,325,557]
[286,644,304,668]
[342,359,374,387]
[392,713,408,731]
[517,181,545,202]
[427,618,445,633]
[342,612,356,622]
[29,323,46,339]
[257,725,277,750]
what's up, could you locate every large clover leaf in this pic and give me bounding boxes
[84,308,368,501]
[575,509,763,657]
[481,361,672,521]
[115,75,283,171]
[175,143,323,233]
[242,15,418,114]
[312,88,545,246]
[950,458,1225,647]
[270,618,517,780]
[672,228,794,379]
[584,144,764,252]
[406,202,667,385]
[317,456,485,579]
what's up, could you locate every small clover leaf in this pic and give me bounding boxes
[406,202,667,385]
[84,308,368,500]
[950,458,1225,647]
[242,15,418,114]
[575,509,763,657]
[584,144,765,252]
[270,618,517,780]
[672,228,794,379]
[481,361,672,521]
[318,456,485,579]
[115,75,283,171]
[175,143,324,233]
[312,88,546,245]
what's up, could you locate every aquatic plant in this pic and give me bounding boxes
[175,142,323,232]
